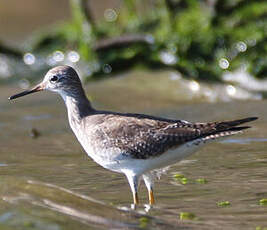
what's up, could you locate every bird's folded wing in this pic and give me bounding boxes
[88,114,257,159]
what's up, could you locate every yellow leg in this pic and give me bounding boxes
[149,189,155,205]
[133,192,139,205]
[125,174,140,206]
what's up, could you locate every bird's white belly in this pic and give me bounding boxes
[73,124,205,176]
[100,140,204,176]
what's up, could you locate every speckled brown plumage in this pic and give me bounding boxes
[83,113,256,159]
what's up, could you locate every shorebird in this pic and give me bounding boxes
[9,65,257,206]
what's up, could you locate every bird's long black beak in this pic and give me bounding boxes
[8,83,44,100]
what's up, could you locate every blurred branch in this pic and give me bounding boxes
[214,0,265,17]
[93,34,152,51]
[0,42,22,58]
[69,0,96,59]
[164,0,189,15]
[213,0,266,26]
[163,0,189,30]
[81,0,95,26]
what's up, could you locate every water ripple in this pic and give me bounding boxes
[220,138,267,144]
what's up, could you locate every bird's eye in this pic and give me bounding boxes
[50,75,58,82]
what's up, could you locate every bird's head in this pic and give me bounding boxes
[9,65,83,100]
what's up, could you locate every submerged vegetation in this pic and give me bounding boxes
[217,201,231,207]
[1,0,267,81]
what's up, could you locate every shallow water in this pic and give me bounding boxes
[1,74,267,229]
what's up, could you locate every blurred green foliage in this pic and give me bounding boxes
[32,0,267,80]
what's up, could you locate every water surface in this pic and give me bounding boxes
[0,74,267,229]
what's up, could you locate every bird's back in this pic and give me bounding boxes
[79,112,256,161]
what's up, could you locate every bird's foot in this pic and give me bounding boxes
[144,204,153,212]
[131,203,137,210]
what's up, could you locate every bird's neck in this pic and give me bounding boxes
[60,89,95,123]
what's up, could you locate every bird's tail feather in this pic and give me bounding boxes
[202,117,258,140]
[215,117,258,130]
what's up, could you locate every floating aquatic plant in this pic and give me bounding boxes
[217,201,231,207]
